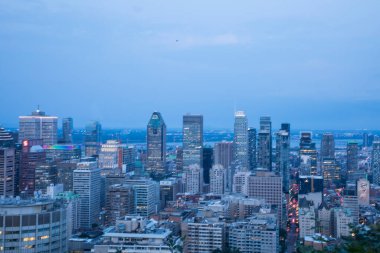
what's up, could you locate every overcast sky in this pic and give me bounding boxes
[0,0,379,130]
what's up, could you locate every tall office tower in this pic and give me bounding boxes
[19,139,46,196]
[125,179,159,217]
[247,170,283,227]
[228,214,279,253]
[210,164,227,195]
[203,147,213,184]
[57,161,78,191]
[185,164,203,194]
[233,111,248,170]
[347,142,359,175]
[363,133,375,148]
[146,112,167,175]
[0,127,15,148]
[332,208,354,239]
[276,125,290,192]
[232,171,251,194]
[318,202,332,236]
[106,184,135,225]
[35,163,57,193]
[257,116,272,171]
[19,108,58,145]
[85,121,102,157]
[214,142,233,191]
[182,114,203,170]
[299,132,318,175]
[357,178,370,206]
[0,148,15,197]
[73,162,101,229]
[320,133,335,161]
[159,178,180,209]
[123,145,135,173]
[321,158,341,188]
[0,198,68,252]
[183,218,225,253]
[98,140,125,175]
[62,117,73,143]
[298,198,316,238]
[298,175,324,194]
[175,146,183,171]
[248,128,257,171]
[372,141,380,185]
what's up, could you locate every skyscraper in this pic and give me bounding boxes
[182,115,203,170]
[299,132,318,175]
[203,147,213,184]
[321,158,340,188]
[85,121,102,157]
[248,127,257,171]
[320,133,335,161]
[19,107,58,145]
[214,142,233,170]
[183,115,203,193]
[257,116,272,171]
[233,111,248,170]
[62,117,73,143]
[125,178,159,217]
[372,141,380,185]
[0,127,14,148]
[98,140,125,175]
[146,112,166,175]
[19,139,46,196]
[276,123,290,192]
[0,148,15,197]
[347,142,359,175]
[73,162,101,229]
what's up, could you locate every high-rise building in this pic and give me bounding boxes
[0,198,68,252]
[84,121,102,157]
[185,164,203,194]
[357,178,370,206]
[321,158,341,188]
[0,127,15,148]
[182,115,203,170]
[332,208,354,239]
[233,111,248,170]
[183,115,203,193]
[125,179,159,217]
[276,124,290,192]
[299,132,318,175]
[372,141,380,185]
[210,164,227,195]
[19,108,58,145]
[299,198,316,238]
[248,127,257,171]
[214,142,233,190]
[19,139,46,196]
[203,147,213,184]
[257,116,272,171]
[146,112,166,175]
[73,162,101,229]
[247,170,283,227]
[106,184,135,225]
[232,170,251,194]
[347,142,359,175]
[98,140,125,175]
[159,178,180,209]
[35,163,57,193]
[298,175,324,195]
[0,148,15,197]
[320,133,335,161]
[123,145,135,173]
[62,117,74,143]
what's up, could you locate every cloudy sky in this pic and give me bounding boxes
[0,0,379,129]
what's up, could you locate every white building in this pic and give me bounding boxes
[233,111,249,170]
[73,162,101,229]
[333,208,353,238]
[299,198,316,239]
[185,164,203,194]
[125,179,159,217]
[233,171,251,195]
[228,213,279,253]
[98,140,125,175]
[182,217,225,253]
[19,108,58,145]
[210,164,227,195]
[94,215,172,253]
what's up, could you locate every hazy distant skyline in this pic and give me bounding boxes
[1,0,380,129]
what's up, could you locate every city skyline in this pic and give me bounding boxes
[1,1,380,129]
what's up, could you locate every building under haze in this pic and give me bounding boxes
[248,127,257,171]
[0,147,15,197]
[146,112,167,175]
[372,141,380,185]
[257,116,272,171]
[347,142,359,175]
[276,124,290,192]
[182,114,203,170]
[233,111,248,170]
[62,117,73,143]
[299,132,318,175]
[210,164,227,195]
[84,121,102,157]
[18,108,58,145]
[320,133,335,161]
